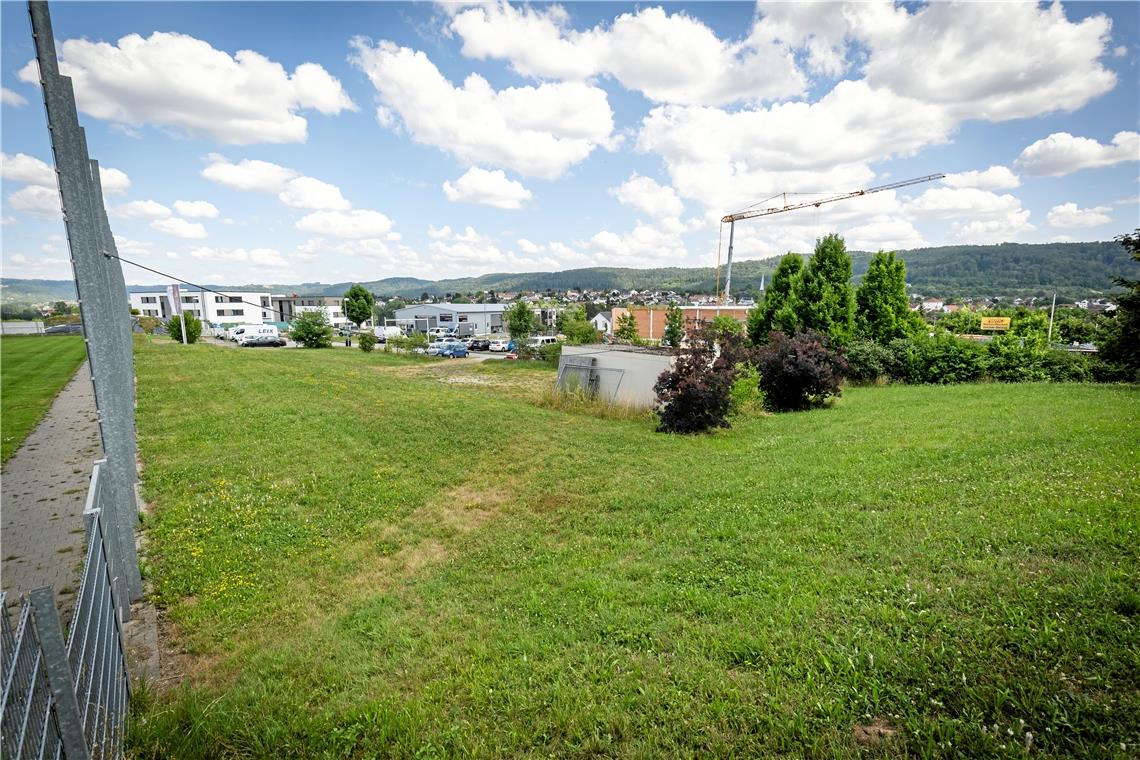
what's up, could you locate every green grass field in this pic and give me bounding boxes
[0,335,87,462]
[129,338,1138,759]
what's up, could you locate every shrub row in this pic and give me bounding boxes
[844,335,1101,385]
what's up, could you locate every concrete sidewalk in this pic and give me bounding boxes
[2,361,103,618]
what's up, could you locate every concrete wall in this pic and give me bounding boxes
[558,344,672,408]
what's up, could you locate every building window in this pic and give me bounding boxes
[141,296,157,304]
[182,296,196,304]
[229,296,242,303]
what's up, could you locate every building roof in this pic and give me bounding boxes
[594,310,612,321]
[395,302,508,314]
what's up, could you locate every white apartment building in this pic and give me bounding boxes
[130,290,272,324]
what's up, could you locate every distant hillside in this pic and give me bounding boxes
[3,240,1133,305]
[0,278,78,303]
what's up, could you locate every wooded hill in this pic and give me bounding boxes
[3,240,1133,305]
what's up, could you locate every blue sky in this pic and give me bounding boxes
[2,1,1138,287]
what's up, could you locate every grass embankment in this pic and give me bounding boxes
[0,334,87,462]
[130,338,1139,759]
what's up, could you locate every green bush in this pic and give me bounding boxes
[537,342,562,364]
[923,335,988,384]
[886,337,925,384]
[728,363,764,415]
[986,333,1046,382]
[290,310,333,348]
[166,313,202,344]
[755,330,846,412]
[844,339,893,384]
[357,332,377,353]
[1040,350,1090,382]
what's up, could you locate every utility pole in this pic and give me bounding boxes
[1047,292,1057,344]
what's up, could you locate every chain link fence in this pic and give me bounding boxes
[2,462,131,760]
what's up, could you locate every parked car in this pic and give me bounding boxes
[44,323,82,334]
[239,325,285,347]
[527,336,559,348]
[440,343,469,358]
[468,339,491,351]
[427,336,463,355]
[488,339,510,352]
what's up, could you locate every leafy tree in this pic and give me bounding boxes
[52,300,73,316]
[556,305,598,344]
[373,298,406,326]
[342,284,374,328]
[663,304,685,347]
[748,253,803,344]
[614,310,640,342]
[856,251,920,343]
[654,324,738,434]
[1097,229,1140,376]
[504,301,536,343]
[755,330,847,411]
[796,234,855,343]
[936,310,982,335]
[710,315,742,340]
[290,308,333,348]
[166,312,202,344]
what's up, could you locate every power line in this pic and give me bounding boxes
[105,251,293,320]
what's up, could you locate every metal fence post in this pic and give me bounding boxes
[28,589,90,760]
[28,0,142,609]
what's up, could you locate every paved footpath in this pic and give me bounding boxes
[2,361,103,619]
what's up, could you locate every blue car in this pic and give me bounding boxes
[440,343,468,358]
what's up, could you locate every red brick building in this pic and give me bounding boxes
[611,306,751,341]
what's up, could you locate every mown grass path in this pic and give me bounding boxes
[0,335,87,462]
[130,338,1138,759]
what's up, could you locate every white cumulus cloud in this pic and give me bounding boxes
[442,167,532,210]
[19,32,354,144]
[172,200,219,218]
[7,185,61,218]
[278,176,351,211]
[150,217,207,239]
[114,200,171,219]
[451,3,805,106]
[1,87,28,107]
[942,166,1021,191]
[1,152,130,196]
[610,173,684,218]
[201,155,298,193]
[1046,202,1113,229]
[295,209,392,239]
[349,38,616,179]
[1015,131,1140,177]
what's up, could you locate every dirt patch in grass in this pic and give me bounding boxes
[853,719,898,746]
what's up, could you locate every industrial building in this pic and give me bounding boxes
[392,303,508,335]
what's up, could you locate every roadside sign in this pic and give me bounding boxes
[980,317,1011,331]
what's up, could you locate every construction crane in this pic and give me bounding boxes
[717,173,944,302]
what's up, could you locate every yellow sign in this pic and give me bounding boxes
[980,317,1011,331]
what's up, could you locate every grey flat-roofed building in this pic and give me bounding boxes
[393,303,507,334]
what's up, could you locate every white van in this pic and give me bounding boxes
[527,336,559,347]
[238,325,282,347]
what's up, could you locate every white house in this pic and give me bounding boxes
[130,290,271,324]
[591,310,613,335]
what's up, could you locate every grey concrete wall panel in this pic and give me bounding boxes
[29,0,141,605]
[559,345,672,408]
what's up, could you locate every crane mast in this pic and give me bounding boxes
[719,173,944,302]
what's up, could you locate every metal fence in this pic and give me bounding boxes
[1,462,131,760]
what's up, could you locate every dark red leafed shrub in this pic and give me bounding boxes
[654,325,738,434]
[755,330,847,411]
